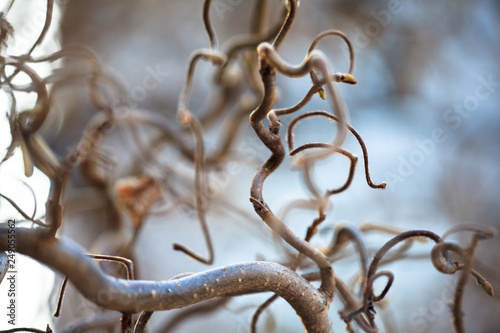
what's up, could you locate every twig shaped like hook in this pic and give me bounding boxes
[287,110,386,190]
[54,254,134,318]
[174,50,227,265]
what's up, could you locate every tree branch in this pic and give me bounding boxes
[0,227,332,333]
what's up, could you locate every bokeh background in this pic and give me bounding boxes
[1,0,499,332]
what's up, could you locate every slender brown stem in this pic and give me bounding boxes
[250,0,270,35]
[133,311,154,333]
[308,30,355,75]
[287,110,386,189]
[360,230,442,326]
[328,224,370,294]
[178,50,226,115]
[369,271,394,302]
[249,55,335,299]
[272,0,297,51]
[53,277,68,318]
[54,254,134,318]
[173,117,214,265]
[203,0,218,50]
[437,238,476,333]
[251,192,330,332]
[2,0,53,83]
[0,194,48,227]
[3,59,49,134]
[251,294,279,333]
[442,224,496,240]
[174,48,228,265]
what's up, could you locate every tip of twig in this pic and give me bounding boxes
[339,73,357,85]
[318,87,326,100]
[478,226,497,239]
[480,280,494,297]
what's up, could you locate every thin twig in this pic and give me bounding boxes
[131,311,152,333]
[203,0,218,50]
[287,110,386,189]
[54,254,134,318]
[174,49,227,265]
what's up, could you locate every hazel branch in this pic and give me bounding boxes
[0,227,332,333]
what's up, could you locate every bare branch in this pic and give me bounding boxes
[0,227,332,333]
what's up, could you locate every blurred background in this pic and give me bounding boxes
[1,0,499,332]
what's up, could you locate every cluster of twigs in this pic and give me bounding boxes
[0,1,496,332]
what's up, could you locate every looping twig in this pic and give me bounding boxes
[355,230,443,328]
[1,58,49,134]
[328,224,369,293]
[287,110,386,190]
[173,49,227,266]
[1,0,54,84]
[369,271,394,302]
[307,30,356,88]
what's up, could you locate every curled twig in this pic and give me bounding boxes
[172,116,214,265]
[307,30,356,94]
[328,224,370,294]
[1,0,54,84]
[308,30,355,75]
[287,110,386,190]
[358,230,442,328]
[249,9,336,300]
[368,271,394,303]
[174,49,227,265]
[2,58,49,135]
[257,44,349,167]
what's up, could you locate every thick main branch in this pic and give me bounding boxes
[0,227,331,333]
